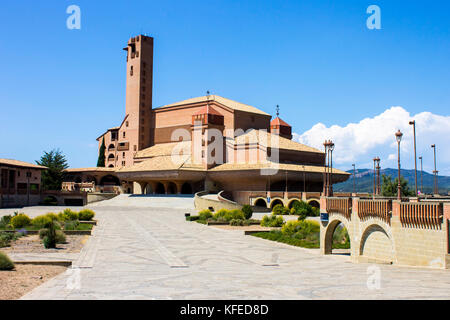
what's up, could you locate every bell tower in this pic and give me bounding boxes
[123,35,154,151]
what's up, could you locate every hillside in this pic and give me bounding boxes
[333,168,450,195]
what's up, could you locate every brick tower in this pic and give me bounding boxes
[123,35,154,152]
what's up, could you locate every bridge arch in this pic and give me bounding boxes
[322,215,352,255]
[359,223,394,264]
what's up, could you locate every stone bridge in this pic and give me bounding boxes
[320,196,450,269]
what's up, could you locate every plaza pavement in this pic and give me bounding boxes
[2,194,449,300]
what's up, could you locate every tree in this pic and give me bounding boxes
[36,149,69,191]
[381,174,414,197]
[97,137,106,167]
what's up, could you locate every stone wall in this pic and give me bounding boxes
[321,197,450,269]
[194,191,243,212]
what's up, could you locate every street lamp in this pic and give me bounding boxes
[395,130,403,200]
[409,120,418,195]
[418,156,423,195]
[329,141,335,196]
[352,164,356,195]
[431,144,438,195]
[323,140,330,196]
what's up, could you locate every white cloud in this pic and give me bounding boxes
[294,107,450,175]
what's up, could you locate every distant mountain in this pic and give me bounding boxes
[334,168,450,195]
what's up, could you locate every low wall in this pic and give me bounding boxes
[194,191,243,212]
[87,193,118,204]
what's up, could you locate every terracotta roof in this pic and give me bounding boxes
[117,155,204,173]
[0,159,47,170]
[270,117,291,127]
[135,141,191,159]
[193,104,224,116]
[210,161,350,175]
[65,167,117,173]
[156,95,271,116]
[235,129,323,154]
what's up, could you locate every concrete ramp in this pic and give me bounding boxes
[87,194,195,210]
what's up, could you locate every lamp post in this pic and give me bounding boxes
[431,144,438,195]
[323,140,330,196]
[372,157,380,196]
[409,120,418,195]
[352,164,356,195]
[395,130,403,200]
[329,141,335,196]
[418,156,423,195]
[373,157,376,196]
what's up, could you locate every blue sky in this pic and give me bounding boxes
[0,0,449,173]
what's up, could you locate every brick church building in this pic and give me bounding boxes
[65,35,349,196]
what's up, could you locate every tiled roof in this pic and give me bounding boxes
[0,159,47,170]
[270,117,291,127]
[156,95,271,116]
[210,161,350,175]
[117,155,204,173]
[135,141,191,159]
[235,129,323,154]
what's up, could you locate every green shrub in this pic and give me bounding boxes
[39,229,66,244]
[62,209,78,221]
[31,215,52,229]
[0,251,14,270]
[242,205,253,220]
[213,209,229,220]
[281,220,320,238]
[46,213,59,221]
[291,201,317,220]
[186,215,199,221]
[10,214,31,229]
[78,209,95,221]
[272,204,290,215]
[0,232,17,248]
[261,214,284,227]
[230,209,245,220]
[42,220,58,249]
[198,209,213,220]
[0,215,12,229]
[230,219,244,226]
[64,220,80,231]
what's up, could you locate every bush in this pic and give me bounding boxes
[272,204,290,215]
[0,215,12,229]
[10,214,31,229]
[46,213,59,221]
[0,232,17,248]
[78,209,95,221]
[64,220,80,231]
[42,220,58,249]
[198,210,213,220]
[281,220,320,238]
[241,205,253,220]
[229,209,245,220]
[31,215,52,229]
[212,209,229,220]
[61,209,78,221]
[230,219,244,226]
[261,214,284,227]
[0,251,14,270]
[291,201,318,220]
[39,229,66,244]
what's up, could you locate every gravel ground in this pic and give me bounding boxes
[0,264,67,300]
[1,235,88,254]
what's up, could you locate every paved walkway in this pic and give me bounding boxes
[18,195,450,299]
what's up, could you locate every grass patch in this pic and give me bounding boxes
[251,231,320,249]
